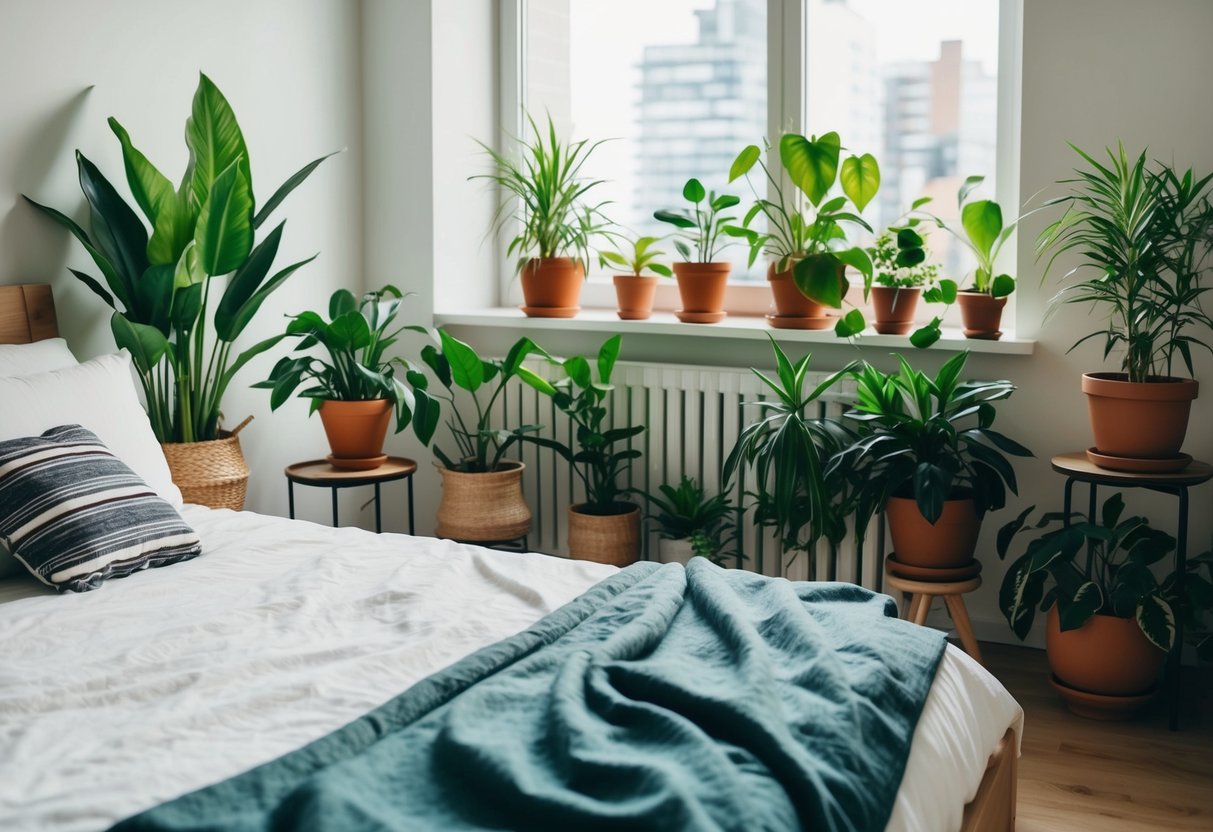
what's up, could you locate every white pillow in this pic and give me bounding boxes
[0,338,78,376]
[0,352,183,510]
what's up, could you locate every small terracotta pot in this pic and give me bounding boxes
[957,292,1006,338]
[318,399,392,468]
[520,257,584,314]
[870,286,922,335]
[886,495,981,569]
[435,461,532,542]
[672,262,731,313]
[1047,606,1164,701]
[613,274,659,320]
[658,537,696,565]
[767,261,849,318]
[1083,373,1198,461]
[567,503,640,566]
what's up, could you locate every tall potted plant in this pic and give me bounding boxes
[474,115,610,318]
[646,475,742,566]
[998,494,1213,718]
[837,352,1031,570]
[728,134,878,333]
[420,331,555,542]
[653,178,745,323]
[1037,143,1213,471]
[600,235,672,321]
[253,286,434,469]
[24,73,336,509]
[543,335,645,565]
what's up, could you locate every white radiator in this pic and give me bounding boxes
[492,358,887,591]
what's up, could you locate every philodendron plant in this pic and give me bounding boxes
[934,175,1018,299]
[653,178,746,262]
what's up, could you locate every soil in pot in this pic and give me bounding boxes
[957,292,1006,339]
[614,274,659,320]
[1046,606,1164,719]
[870,286,922,335]
[673,263,731,320]
[435,461,532,541]
[886,495,981,569]
[319,399,392,470]
[1082,373,1198,466]
[567,503,640,566]
[520,257,584,316]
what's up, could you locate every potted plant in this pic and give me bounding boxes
[1037,143,1213,471]
[600,235,672,320]
[653,178,745,323]
[543,335,645,565]
[728,134,879,333]
[24,73,336,509]
[932,176,1018,340]
[997,493,1213,719]
[867,225,941,335]
[645,475,742,566]
[723,336,858,575]
[473,115,610,318]
[253,286,434,470]
[837,352,1032,570]
[420,331,556,542]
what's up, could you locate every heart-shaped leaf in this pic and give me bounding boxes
[779,132,840,206]
[840,153,880,211]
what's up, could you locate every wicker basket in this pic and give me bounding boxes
[434,461,531,541]
[160,417,252,511]
[567,503,640,566]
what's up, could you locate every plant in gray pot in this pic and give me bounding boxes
[645,475,742,566]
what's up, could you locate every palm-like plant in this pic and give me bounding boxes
[645,475,742,565]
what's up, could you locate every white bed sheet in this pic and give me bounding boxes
[0,506,1021,832]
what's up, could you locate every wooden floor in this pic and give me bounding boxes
[981,642,1213,831]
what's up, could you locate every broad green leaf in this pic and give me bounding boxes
[835,309,866,338]
[214,222,284,341]
[75,151,149,295]
[991,274,1016,298]
[563,355,592,389]
[834,246,873,280]
[729,144,761,182]
[1136,595,1176,652]
[134,264,175,335]
[253,150,340,229]
[597,334,622,383]
[111,312,169,375]
[840,153,880,211]
[173,241,204,288]
[109,117,194,265]
[515,365,556,397]
[185,73,251,212]
[779,132,840,206]
[438,329,483,392]
[194,161,253,276]
[960,199,1003,260]
[682,178,706,203]
[793,253,844,308]
[654,210,696,229]
[910,319,943,349]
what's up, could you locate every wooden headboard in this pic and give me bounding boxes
[0,284,59,344]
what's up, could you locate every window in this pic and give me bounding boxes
[508,0,1013,298]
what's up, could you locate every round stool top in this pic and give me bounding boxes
[883,558,982,595]
[1051,452,1213,487]
[285,456,417,486]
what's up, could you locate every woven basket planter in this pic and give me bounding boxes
[567,503,640,566]
[434,461,532,542]
[160,417,252,511]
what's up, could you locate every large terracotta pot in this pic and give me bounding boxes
[567,503,640,566]
[613,274,659,320]
[318,399,392,470]
[1047,607,1164,695]
[957,292,1006,339]
[886,495,981,569]
[672,262,731,314]
[520,257,584,315]
[1082,373,1198,464]
[870,286,922,335]
[435,461,532,542]
[767,261,850,318]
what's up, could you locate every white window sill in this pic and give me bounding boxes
[433,308,1036,356]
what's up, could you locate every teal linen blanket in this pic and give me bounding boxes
[113,559,946,832]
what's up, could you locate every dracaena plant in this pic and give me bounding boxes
[997,493,1213,657]
[1036,143,1213,383]
[23,73,336,443]
[599,235,673,277]
[252,286,435,441]
[645,475,742,566]
[933,175,1018,298]
[653,178,746,262]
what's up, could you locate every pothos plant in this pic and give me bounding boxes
[599,235,673,277]
[933,175,1018,299]
[997,492,1213,658]
[645,475,742,566]
[653,178,746,262]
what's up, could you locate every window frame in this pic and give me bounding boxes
[496,0,1024,330]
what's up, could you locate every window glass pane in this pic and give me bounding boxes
[526,0,767,280]
[806,0,999,279]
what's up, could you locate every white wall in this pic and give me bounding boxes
[0,0,365,521]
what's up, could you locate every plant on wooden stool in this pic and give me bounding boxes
[645,475,742,566]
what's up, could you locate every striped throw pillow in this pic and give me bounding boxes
[0,425,201,592]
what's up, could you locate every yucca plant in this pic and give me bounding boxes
[23,73,336,442]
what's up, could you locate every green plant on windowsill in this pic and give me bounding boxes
[933,175,1019,299]
[645,475,743,567]
[867,218,959,348]
[599,235,673,278]
[653,178,746,263]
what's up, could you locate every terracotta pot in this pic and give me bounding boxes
[520,257,584,314]
[767,261,849,318]
[1047,606,1164,702]
[957,292,1007,338]
[1082,373,1198,461]
[318,399,392,469]
[672,262,731,313]
[658,537,696,565]
[613,274,659,320]
[870,286,922,335]
[435,461,532,542]
[886,495,981,569]
[567,503,640,566]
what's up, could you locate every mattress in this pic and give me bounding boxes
[0,506,1022,831]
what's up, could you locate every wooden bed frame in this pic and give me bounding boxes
[0,282,1017,830]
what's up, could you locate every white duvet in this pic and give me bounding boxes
[0,507,1021,831]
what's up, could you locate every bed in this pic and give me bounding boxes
[0,285,1022,831]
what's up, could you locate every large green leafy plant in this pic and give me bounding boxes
[645,475,741,566]
[998,493,1213,657]
[253,286,435,439]
[1036,143,1213,383]
[24,74,335,442]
